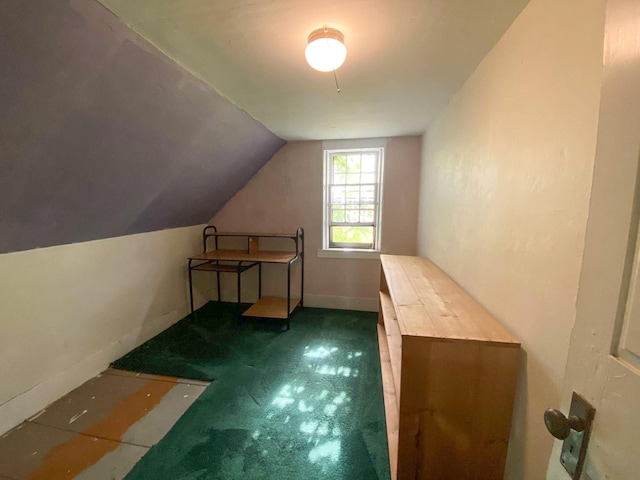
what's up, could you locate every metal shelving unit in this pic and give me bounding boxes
[188,226,304,329]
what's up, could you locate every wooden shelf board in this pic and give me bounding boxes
[190,249,297,264]
[381,254,519,345]
[242,296,299,319]
[377,323,399,480]
[380,292,402,403]
[379,291,397,322]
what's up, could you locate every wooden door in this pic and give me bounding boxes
[547,1,640,478]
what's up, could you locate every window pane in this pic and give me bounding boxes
[333,155,347,173]
[361,204,375,210]
[361,210,375,223]
[346,173,360,184]
[346,186,360,204]
[361,185,375,203]
[331,186,345,205]
[332,208,345,222]
[346,210,359,223]
[331,226,374,246]
[361,173,375,184]
[333,173,346,184]
[345,204,359,210]
[362,155,376,172]
[347,155,361,173]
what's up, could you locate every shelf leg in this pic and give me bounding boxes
[188,261,194,314]
[287,261,291,330]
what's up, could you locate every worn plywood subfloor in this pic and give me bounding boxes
[0,369,208,480]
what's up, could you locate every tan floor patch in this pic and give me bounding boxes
[27,379,176,479]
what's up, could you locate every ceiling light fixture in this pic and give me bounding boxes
[305,27,347,73]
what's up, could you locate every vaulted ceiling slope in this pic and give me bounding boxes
[0,0,285,254]
[97,0,530,140]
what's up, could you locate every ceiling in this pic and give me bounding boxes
[97,0,530,141]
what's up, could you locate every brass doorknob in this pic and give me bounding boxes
[544,408,586,440]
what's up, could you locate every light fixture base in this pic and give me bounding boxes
[305,27,347,73]
[307,27,344,45]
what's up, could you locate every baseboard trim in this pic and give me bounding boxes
[304,294,379,312]
[0,308,186,436]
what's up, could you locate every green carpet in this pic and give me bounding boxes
[113,302,390,480]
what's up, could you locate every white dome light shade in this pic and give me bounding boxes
[305,28,347,72]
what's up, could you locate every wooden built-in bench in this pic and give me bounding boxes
[378,254,520,480]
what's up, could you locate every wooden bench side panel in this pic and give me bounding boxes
[398,336,520,480]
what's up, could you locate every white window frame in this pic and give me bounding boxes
[322,146,385,252]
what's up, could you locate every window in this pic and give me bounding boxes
[323,147,384,250]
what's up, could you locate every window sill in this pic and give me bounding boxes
[317,248,384,260]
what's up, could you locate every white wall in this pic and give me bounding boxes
[0,225,209,434]
[211,136,422,310]
[416,0,605,478]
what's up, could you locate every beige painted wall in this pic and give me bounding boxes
[0,225,209,434]
[211,136,421,308]
[416,0,605,478]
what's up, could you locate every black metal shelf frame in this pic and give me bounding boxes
[187,226,305,329]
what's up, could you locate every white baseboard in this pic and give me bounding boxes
[304,294,379,312]
[0,308,185,436]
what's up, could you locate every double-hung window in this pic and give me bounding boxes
[324,147,384,250]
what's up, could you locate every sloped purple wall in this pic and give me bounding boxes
[0,0,285,254]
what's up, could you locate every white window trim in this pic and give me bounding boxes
[321,144,385,256]
[317,248,384,260]
[322,137,388,150]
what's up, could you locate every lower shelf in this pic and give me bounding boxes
[242,296,300,319]
[380,292,402,409]
[190,261,258,273]
[377,323,399,480]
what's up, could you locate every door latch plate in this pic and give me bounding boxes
[560,392,596,479]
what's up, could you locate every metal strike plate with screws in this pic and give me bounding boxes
[544,392,596,479]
